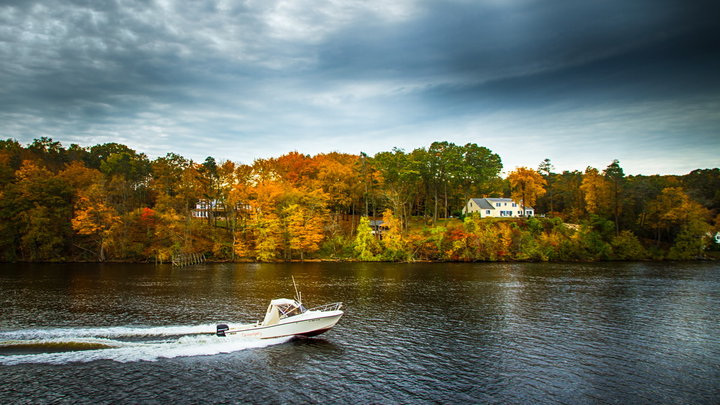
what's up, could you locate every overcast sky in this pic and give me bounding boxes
[1,0,718,175]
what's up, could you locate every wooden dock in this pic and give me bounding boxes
[171,253,206,267]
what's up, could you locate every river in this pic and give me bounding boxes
[1,262,718,403]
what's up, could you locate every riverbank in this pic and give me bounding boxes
[2,214,717,264]
[2,254,717,265]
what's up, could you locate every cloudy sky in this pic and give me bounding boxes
[1,0,718,175]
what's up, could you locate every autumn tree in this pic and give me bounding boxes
[59,162,119,260]
[603,160,625,235]
[311,153,354,210]
[353,216,382,261]
[58,161,103,193]
[13,160,73,260]
[551,170,585,222]
[71,184,121,261]
[645,187,710,250]
[228,163,254,260]
[272,151,316,187]
[381,209,411,261]
[508,167,547,216]
[151,209,185,262]
[580,167,611,216]
[252,213,284,261]
[285,204,325,260]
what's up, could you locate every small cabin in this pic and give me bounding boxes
[369,220,389,236]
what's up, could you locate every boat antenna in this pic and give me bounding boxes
[292,275,302,304]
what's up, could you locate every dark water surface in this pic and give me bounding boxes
[1,262,719,404]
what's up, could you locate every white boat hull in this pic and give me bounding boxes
[223,310,343,339]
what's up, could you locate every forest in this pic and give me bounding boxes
[1,137,718,263]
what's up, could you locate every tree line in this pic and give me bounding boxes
[0,137,718,262]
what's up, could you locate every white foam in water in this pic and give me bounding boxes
[0,325,291,365]
[0,324,222,340]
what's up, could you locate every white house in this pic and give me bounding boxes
[462,198,535,218]
[192,199,253,219]
[191,199,225,219]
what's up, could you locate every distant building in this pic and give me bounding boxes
[462,198,535,218]
[369,219,388,237]
[191,199,225,219]
[192,199,252,220]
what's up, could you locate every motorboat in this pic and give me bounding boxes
[215,280,343,339]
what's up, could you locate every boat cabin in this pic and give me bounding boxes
[262,298,307,326]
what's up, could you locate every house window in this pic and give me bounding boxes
[486,210,491,215]
[504,202,507,206]
[496,203,501,207]
[512,203,517,207]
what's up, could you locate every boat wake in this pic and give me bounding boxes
[0,324,291,365]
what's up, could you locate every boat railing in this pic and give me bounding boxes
[308,302,342,312]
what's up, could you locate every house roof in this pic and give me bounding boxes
[470,198,494,210]
[469,197,533,210]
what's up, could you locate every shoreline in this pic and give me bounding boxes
[2,255,717,265]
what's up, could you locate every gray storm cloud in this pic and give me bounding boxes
[1,0,718,174]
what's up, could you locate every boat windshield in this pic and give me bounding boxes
[275,302,307,318]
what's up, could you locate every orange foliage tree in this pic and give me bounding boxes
[71,184,121,261]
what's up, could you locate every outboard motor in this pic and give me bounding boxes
[216,324,229,337]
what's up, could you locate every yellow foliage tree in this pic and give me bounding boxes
[285,203,325,260]
[353,216,382,261]
[252,213,284,261]
[14,160,73,261]
[312,153,361,213]
[58,161,103,192]
[580,167,611,215]
[508,167,547,216]
[152,209,184,262]
[381,209,410,261]
[646,187,710,246]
